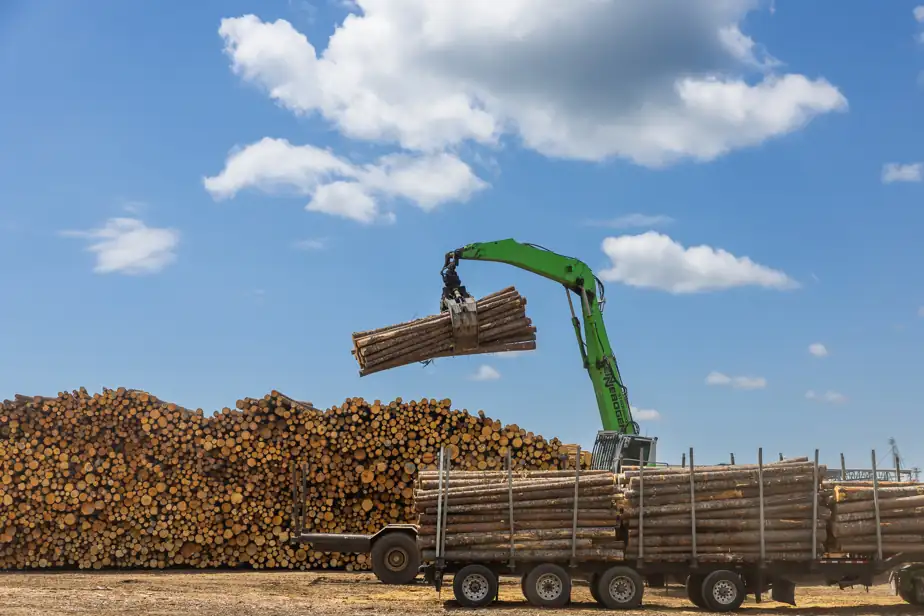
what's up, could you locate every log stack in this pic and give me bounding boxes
[0,387,572,570]
[414,469,624,562]
[620,458,829,562]
[828,483,924,554]
[351,287,536,376]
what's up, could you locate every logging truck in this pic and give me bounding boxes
[292,447,924,611]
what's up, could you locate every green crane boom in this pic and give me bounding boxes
[440,238,657,470]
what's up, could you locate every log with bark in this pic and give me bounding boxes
[351,287,536,376]
[0,387,578,570]
[619,458,830,561]
[827,481,924,555]
[413,469,624,562]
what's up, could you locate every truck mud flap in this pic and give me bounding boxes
[771,579,796,606]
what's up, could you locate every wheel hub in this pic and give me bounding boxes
[609,576,636,603]
[385,548,407,572]
[462,573,490,602]
[536,573,563,601]
[712,579,738,605]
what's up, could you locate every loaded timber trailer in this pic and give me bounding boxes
[292,447,924,610]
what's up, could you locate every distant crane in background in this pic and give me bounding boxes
[822,437,921,482]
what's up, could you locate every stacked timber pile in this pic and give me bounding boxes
[828,483,924,554]
[620,458,829,562]
[351,287,536,376]
[0,387,571,570]
[414,469,624,562]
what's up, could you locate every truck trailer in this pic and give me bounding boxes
[292,446,924,610]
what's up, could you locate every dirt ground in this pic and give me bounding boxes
[0,570,917,616]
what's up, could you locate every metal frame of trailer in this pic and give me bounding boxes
[419,445,924,610]
[289,461,422,585]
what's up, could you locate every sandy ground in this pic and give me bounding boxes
[0,570,917,616]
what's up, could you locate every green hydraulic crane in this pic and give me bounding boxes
[439,238,657,471]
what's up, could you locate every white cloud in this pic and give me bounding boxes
[59,218,179,275]
[882,163,923,184]
[216,5,846,168]
[203,137,486,223]
[293,238,327,250]
[584,214,675,229]
[307,181,384,223]
[120,200,147,215]
[470,365,501,381]
[806,390,847,404]
[918,306,924,317]
[915,6,924,22]
[490,350,535,359]
[808,343,828,357]
[631,406,661,421]
[706,371,767,390]
[599,232,798,293]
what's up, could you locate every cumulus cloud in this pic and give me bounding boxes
[806,390,847,404]
[216,3,846,169]
[59,218,179,275]
[631,406,661,421]
[706,371,767,390]
[808,343,828,357]
[470,365,501,381]
[584,214,675,229]
[599,232,798,293]
[882,163,923,184]
[917,6,924,22]
[204,138,486,223]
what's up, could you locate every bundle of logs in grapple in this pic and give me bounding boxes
[0,387,572,570]
[351,287,536,376]
[828,483,924,554]
[414,469,625,562]
[620,458,829,562]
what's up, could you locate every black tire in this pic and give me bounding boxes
[370,532,420,585]
[686,574,707,610]
[523,563,571,608]
[899,586,923,606]
[453,564,498,608]
[589,573,603,605]
[596,566,644,609]
[893,567,924,606]
[895,577,924,606]
[701,570,746,612]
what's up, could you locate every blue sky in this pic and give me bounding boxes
[1,0,922,473]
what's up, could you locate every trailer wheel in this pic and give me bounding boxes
[701,570,745,612]
[893,571,924,606]
[589,573,603,605]
[452,564,497,608]
[523,563,571,608]
[370,532,419,585]
[686,574,707,609]
[596,566,644,609]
